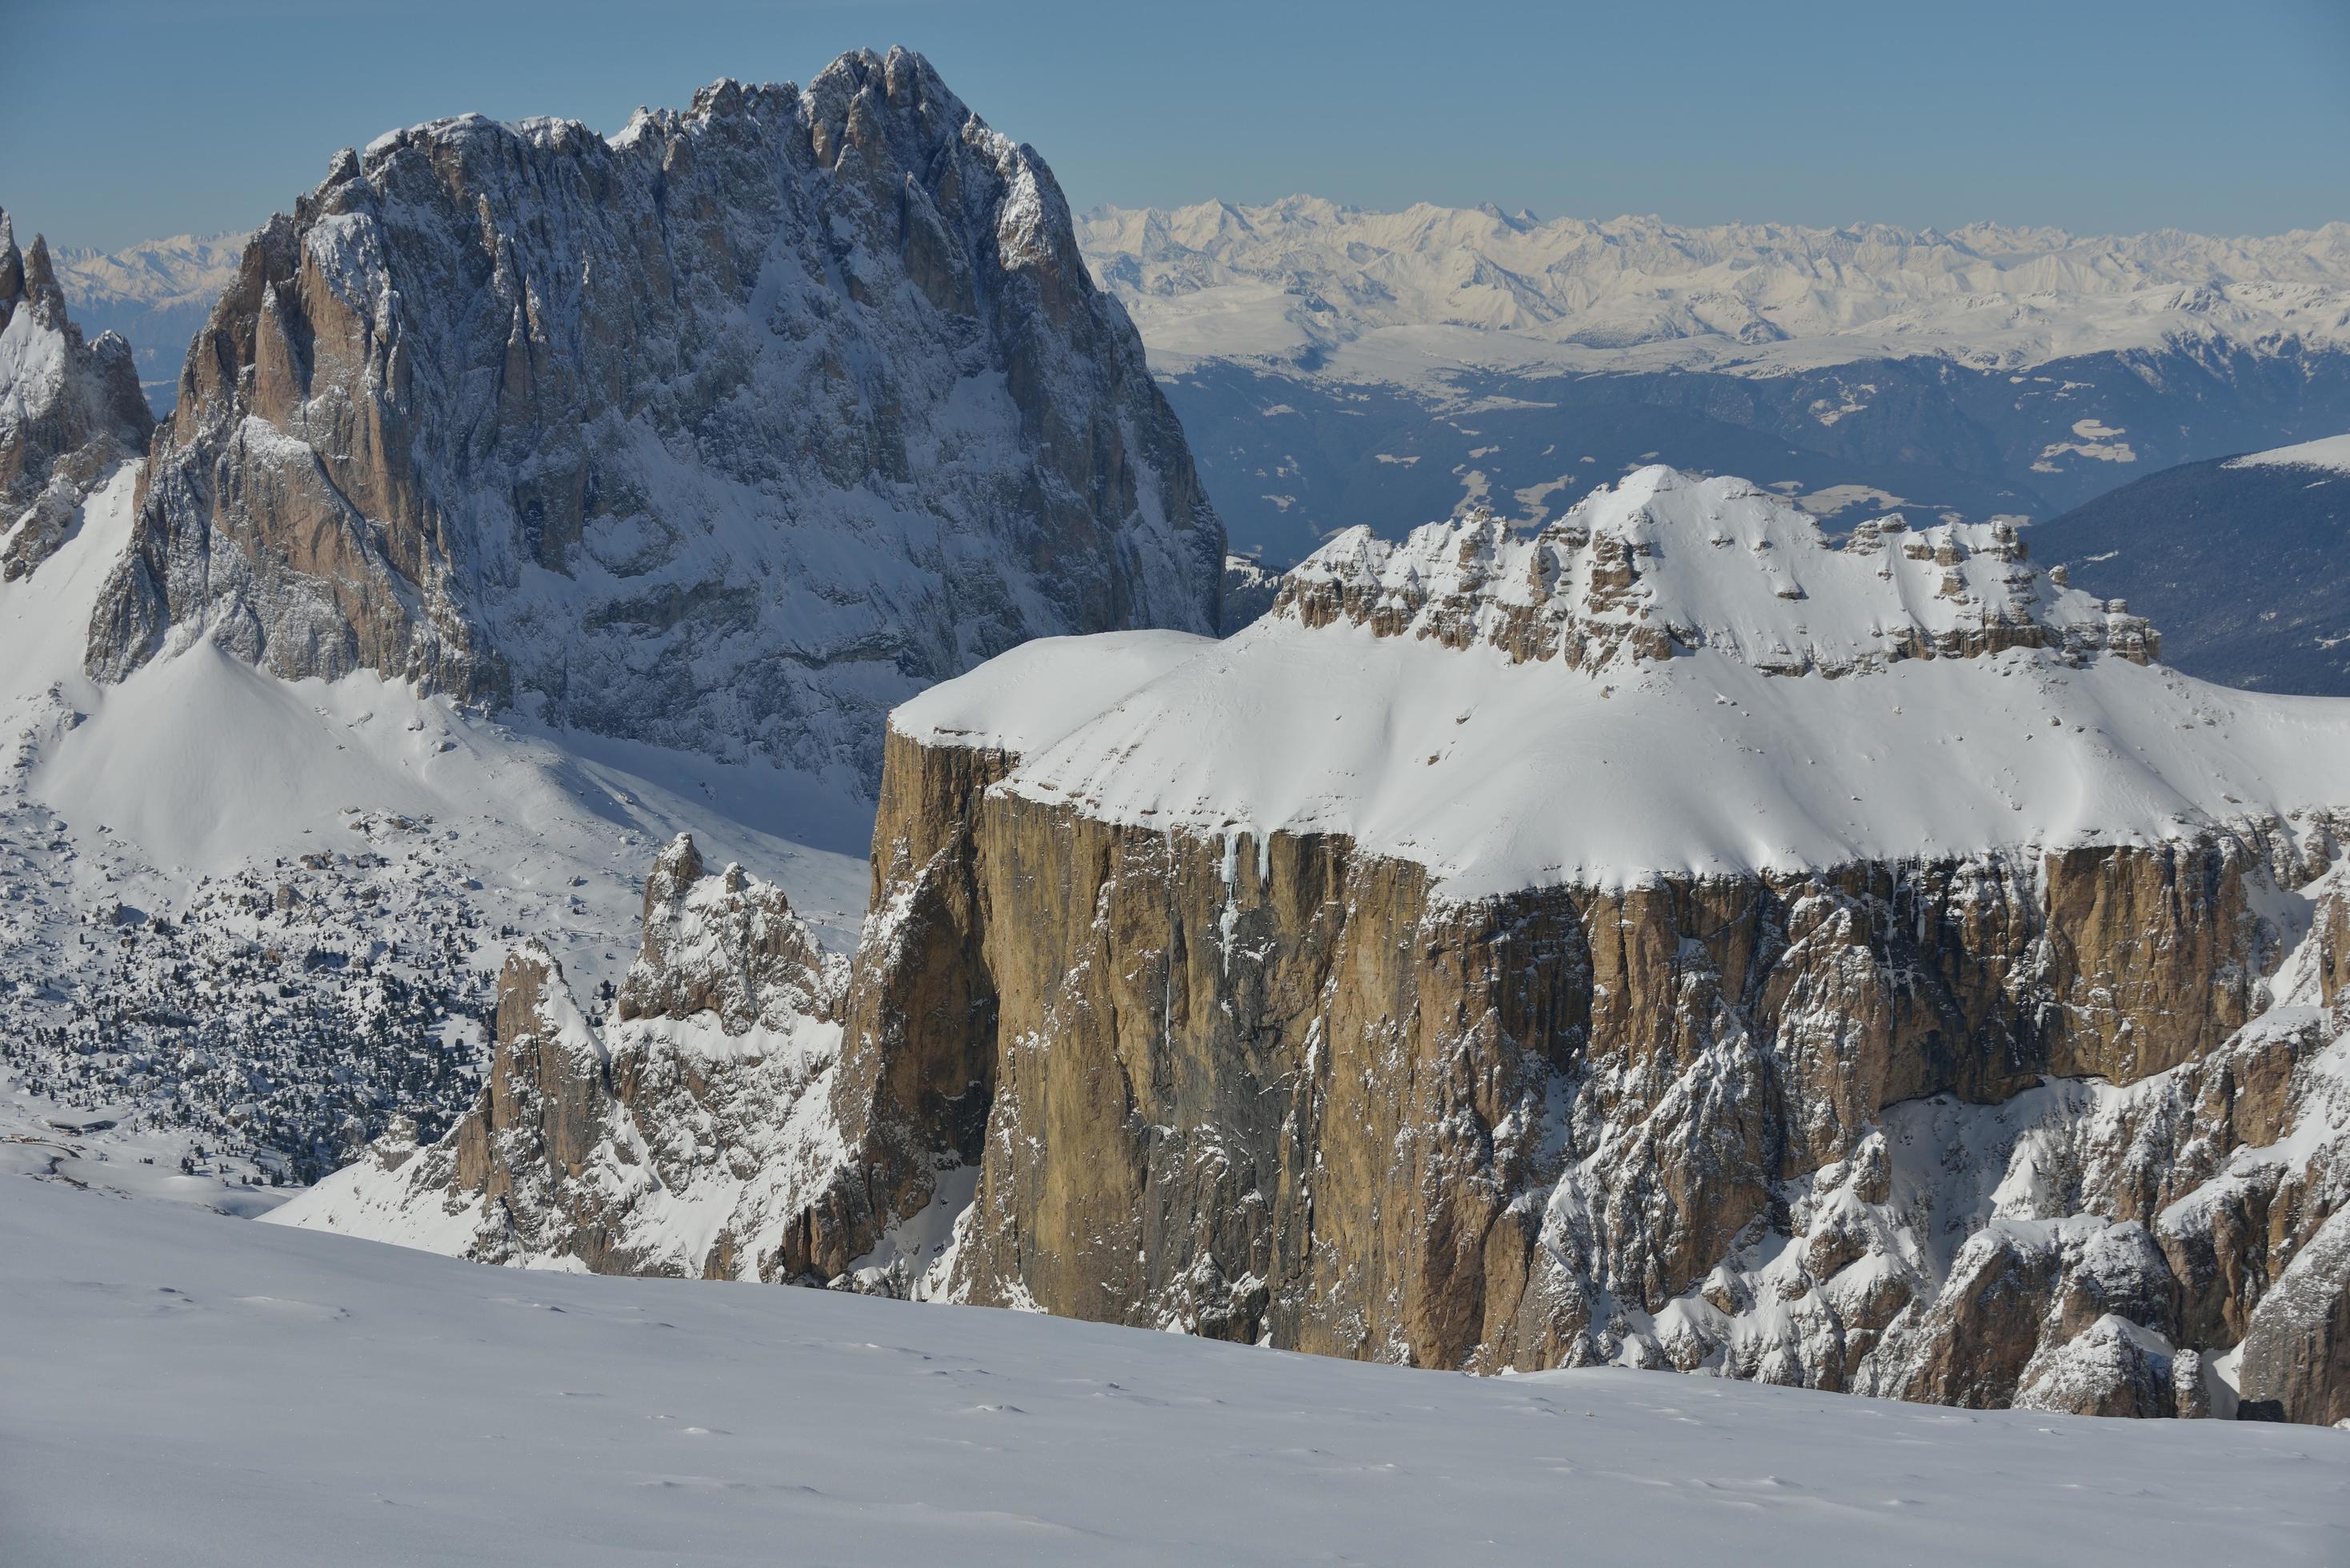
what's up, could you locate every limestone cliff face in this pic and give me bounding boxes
[0,210,154,582]
[302,751,2350,1423]
[290,473,2350,1426]
[837,746,2348,1425]
[85,48,1221,786]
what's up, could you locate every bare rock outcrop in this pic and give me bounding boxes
[275,836,863,1279]
[85,49,1221,785]
[2238,1202,2350,1423]
[1279,481,2157,676]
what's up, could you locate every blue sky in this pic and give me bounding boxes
[6,0,2348,251]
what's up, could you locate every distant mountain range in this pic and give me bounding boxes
[52,232,245,411]
[1078,199,2350,563]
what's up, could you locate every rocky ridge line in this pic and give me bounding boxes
[0,209,154,582]
[1278,469,2157,675]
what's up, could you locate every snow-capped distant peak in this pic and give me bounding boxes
[2222,431,2350,475]
[1277,466,2155,678]
[1077,198,2350,381]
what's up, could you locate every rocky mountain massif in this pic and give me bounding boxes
[0,210,154,584]
[2033,432,2350,696]
[88,47,1221,791]
[287,466,2350,1427]
[1079,199,2350,573]
[4,50,1236,1200]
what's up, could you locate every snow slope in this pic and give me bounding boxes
[900,467,2350,899]
[2,467,870,937]
[5,1175,2342,1566]
[2228,431,2350,475]
[0,458,870,1183]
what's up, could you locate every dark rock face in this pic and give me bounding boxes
[86,49,1222,785]
[0,209,155,581]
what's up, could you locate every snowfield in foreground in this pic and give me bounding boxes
[2,1178,2343,1566]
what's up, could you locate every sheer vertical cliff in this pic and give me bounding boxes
[286,468,2350,1424]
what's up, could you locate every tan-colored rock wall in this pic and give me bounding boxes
[842,734,2298,1382]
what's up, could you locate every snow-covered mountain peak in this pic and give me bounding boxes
[1079,198,2350,380]
[1276,465,2156,678]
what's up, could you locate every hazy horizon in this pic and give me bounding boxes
[6,0,2346,254]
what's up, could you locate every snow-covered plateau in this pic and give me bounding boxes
[270,464,2350,1430]
[5,1175,2344,1565]
[909,466,2348,898]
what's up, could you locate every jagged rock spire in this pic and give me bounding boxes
[0,207,157,578]
[17,230,68,330]
[0,209,24,330]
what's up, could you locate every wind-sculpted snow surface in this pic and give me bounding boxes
[88,48,1221,790]
[15,1179,2348,1566]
